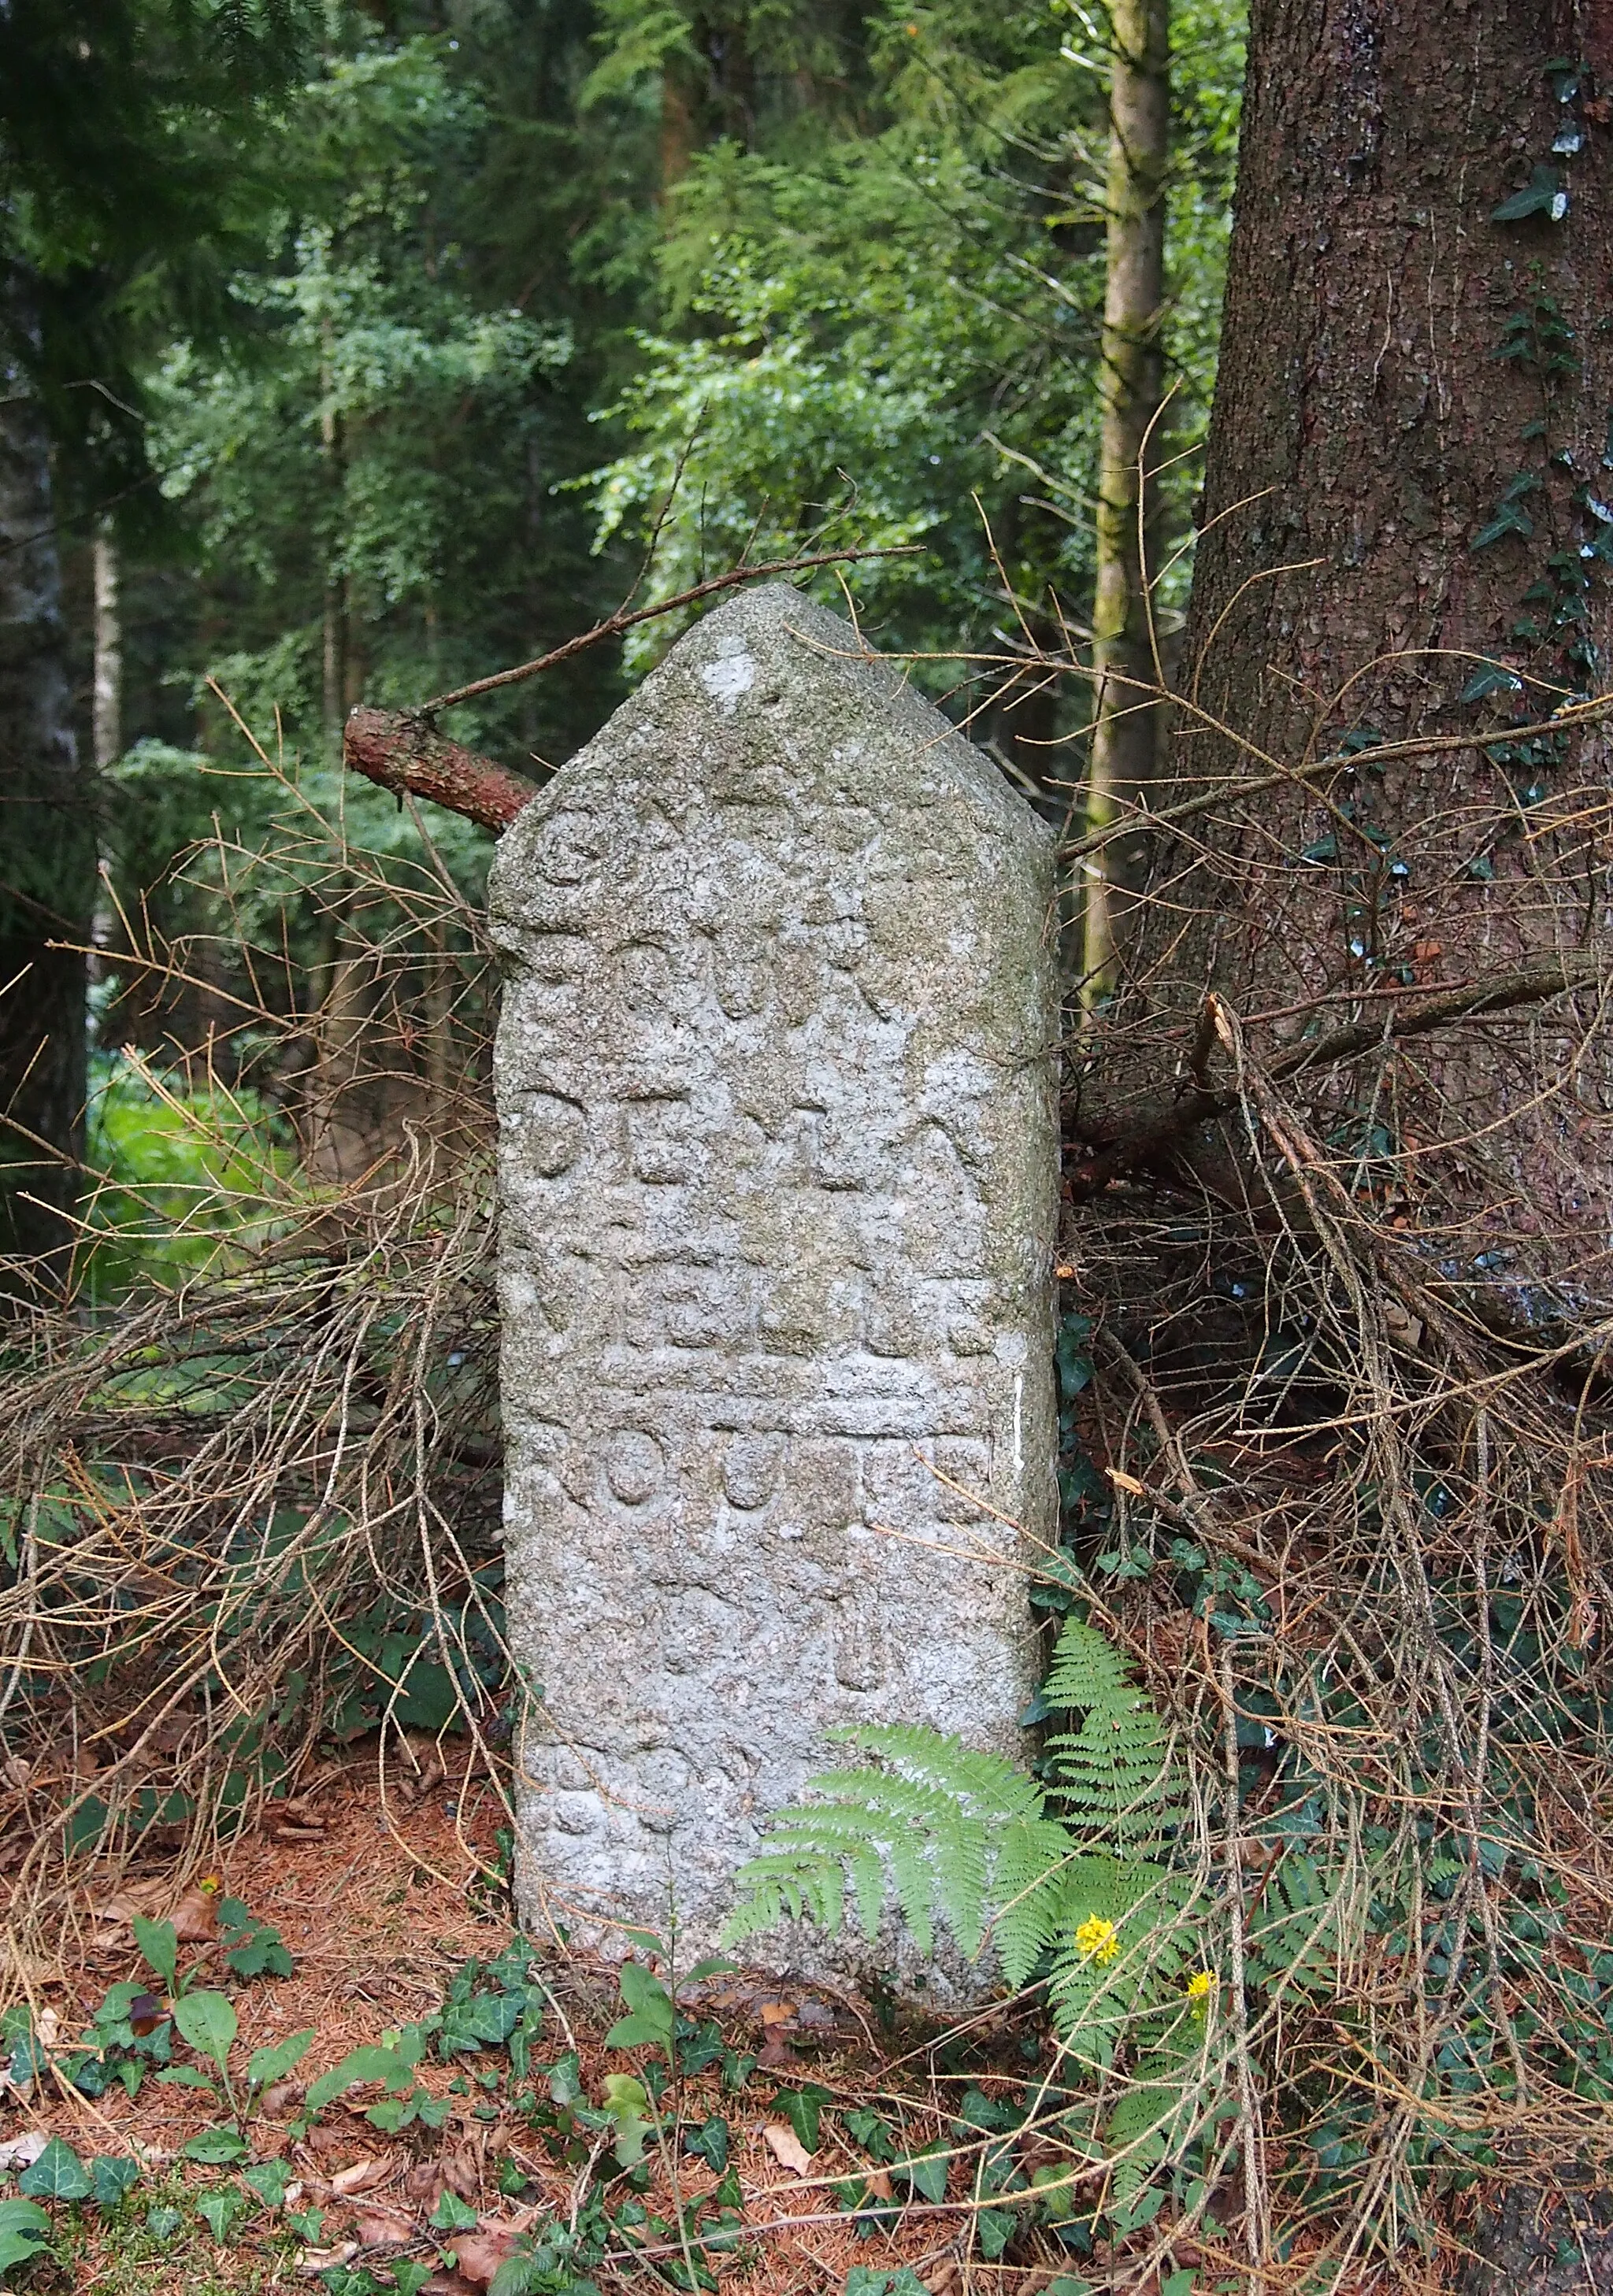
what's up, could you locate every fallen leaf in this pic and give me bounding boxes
[758,2000,795,2026]
[93,1880,217,1942]
[449,2227,521,2287]
[441,2143,480,2202]
[757,2033,799,2068]
[282,2180,305,2213]
[34,2008,59,2050]
[925,2261,963,2296]
[421,2274,479,2296]
[128,1991,165,2037]
[762,2122,813,2176]
[864,2168,894,2201]
[167,1887,220,1943]
[331,2157,391,2197]
[398,1757,447,1806]
[404,2161,444,2205]
[273,1824,328,1844]
[2,1755,31,1791]
[261,2079,305,2116]
[0,2133,47,2172]
[354,2208,414,2248]
[1108,1468,1147,1496]
[297,2243,358,2277]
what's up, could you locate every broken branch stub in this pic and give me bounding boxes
[342,705,538,833]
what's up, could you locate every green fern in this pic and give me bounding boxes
[724,1617,1190,2018]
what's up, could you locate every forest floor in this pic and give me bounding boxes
[0,1750,1079,2296]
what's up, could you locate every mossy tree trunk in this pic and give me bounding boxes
[1081,0,1170,998]
[1089,2,1613,1288]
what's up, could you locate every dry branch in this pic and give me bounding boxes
[342,547,920,828]
[1068,952,1607,1197]
[343,707,540,831]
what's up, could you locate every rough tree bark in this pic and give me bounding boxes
[1081,0,1170,996]
[0,273,95,1285]
[1085,1,1613,1291]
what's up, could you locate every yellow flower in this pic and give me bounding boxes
[1186,1968,1215,2009]
[1073,1915,1120,1965]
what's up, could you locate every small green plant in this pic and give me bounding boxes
[726,1616,1217,2237]
[727,1616,1194,2049]
[0,2195,52,2276]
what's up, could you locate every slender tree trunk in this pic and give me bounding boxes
[0,272,94,1287]
[1081,0,1170,997]
[321,325,347,744]
[91,528,122,771]
[1091,2,1613,1290]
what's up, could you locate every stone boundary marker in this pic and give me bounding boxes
[488,584,1059,1977]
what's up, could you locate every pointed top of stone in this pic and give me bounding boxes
[490,585,1051,938]
[621,578,1050,843]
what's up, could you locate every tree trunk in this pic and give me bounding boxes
[321,324,348,745]
[0,274,94,1288]
[1081,0,1170,998]
[1090,2,1613,1290]
[91,527,122,771]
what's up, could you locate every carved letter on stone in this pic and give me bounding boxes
[489,584,1059,1978]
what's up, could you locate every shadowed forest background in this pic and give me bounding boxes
[3,0,1240,1288]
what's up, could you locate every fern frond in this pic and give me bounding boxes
[990,1815,1080,1989]
[1040,1617,1137,1711]
[725,1616,1195,2009]
[833,1724,1046,1821]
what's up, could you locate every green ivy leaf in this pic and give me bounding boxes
[773,2083,833,2154]
[90,2156,140,2208]
[1491,165,1567,222]
[684,2114,730,2171]
[19,2138,92,2201]
[894,2141,950,2203]
[195,2188,245,2241]
[430,2188,480,2231]
[242,2157,292,2209]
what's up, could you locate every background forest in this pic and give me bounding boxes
[26,0,1240,1235]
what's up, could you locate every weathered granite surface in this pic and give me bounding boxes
[488,583,1059,1975]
